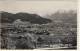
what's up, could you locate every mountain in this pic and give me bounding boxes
[1,11,52,24]
[46,10,77,24]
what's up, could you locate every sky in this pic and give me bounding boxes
[0,0,77,16]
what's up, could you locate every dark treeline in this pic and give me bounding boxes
[0,11,52,24]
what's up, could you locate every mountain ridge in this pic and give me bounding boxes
[1,11,52,24]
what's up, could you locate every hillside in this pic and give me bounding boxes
[1,11,52,24]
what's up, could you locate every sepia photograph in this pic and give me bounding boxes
[0,0,77,50]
